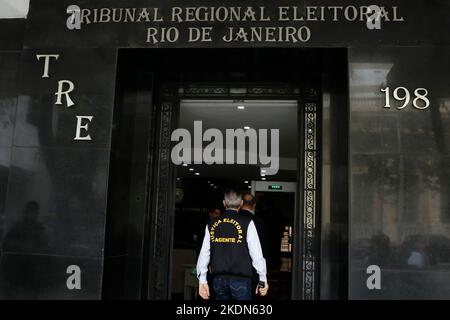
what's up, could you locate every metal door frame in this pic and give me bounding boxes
[145,81,321,300]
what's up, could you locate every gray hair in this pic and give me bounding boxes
[224,190,242,209]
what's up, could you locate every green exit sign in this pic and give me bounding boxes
[268,184,282,190]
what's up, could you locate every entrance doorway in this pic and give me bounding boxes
[171,99,299,300]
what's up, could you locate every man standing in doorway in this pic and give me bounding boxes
[196,190,269,300]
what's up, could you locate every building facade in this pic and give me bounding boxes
[0,0,449,299]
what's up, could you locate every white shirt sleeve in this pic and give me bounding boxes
[196,225,210,284]
[246,220,267,282]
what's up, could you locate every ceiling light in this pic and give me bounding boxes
[182,163,188,167]
[189,168,194,171]
[237,105,245,110]
[261,169,266,173]
[244,126,250,130]
[244,180,249,184]
[195,172,200,176]
[248,185,251,188]
[261,174,266,177]
[261,177,266,181]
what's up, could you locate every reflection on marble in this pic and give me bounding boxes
[0,51,19,264]
[2,146,110,257]
[10,48,117,149]
[349,47,450,299]
[13,94,114,148]
[0,48,117,299]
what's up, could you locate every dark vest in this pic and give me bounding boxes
[208,209,252,278]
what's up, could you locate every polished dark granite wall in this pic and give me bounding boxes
[320,58,349,299]
[0,19,24,51]
[0,51,20,279]
[0,0,449,300]
[349,47,450,299]
[0,48,117,299]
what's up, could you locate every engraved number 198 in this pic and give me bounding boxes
[381,87,430,110]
